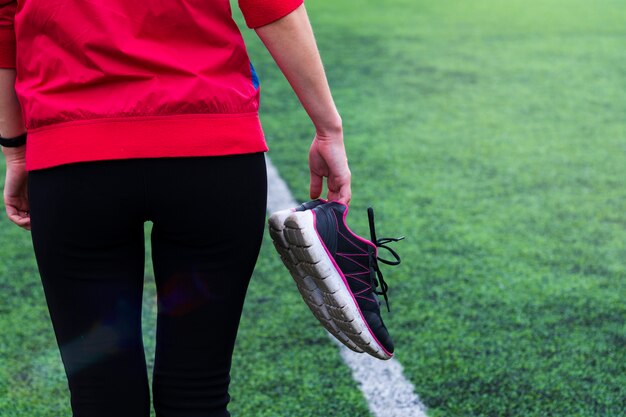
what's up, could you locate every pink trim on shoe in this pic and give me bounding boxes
[311,209,393,358]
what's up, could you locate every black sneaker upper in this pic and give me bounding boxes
[294,199,326,212]
[312,202,397,354]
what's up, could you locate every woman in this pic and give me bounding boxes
[0,1,351,416]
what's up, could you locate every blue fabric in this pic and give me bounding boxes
[250,63,260,89]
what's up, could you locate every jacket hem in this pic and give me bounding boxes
[25,113,268,171]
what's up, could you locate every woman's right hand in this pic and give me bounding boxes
[3,148,31,230]
[309,129,351,205]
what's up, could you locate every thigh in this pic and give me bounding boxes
[146,153,267,416]
[28,160,150,417]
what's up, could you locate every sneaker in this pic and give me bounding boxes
[283,202,403,360]
[268,200,364,353]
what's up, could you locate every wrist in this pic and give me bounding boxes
[2,144,26,164]
[314,114,343,138]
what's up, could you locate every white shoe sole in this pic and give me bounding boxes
[268,209,364,353]
[283,210,393,360]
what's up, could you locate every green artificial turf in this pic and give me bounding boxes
[1,0,625,416]
[241,0,626,416]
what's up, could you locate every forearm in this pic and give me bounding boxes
[254,4,342,136]
[0,68,24,136]
[0,68,26,160]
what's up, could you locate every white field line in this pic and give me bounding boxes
[265,155,428,417]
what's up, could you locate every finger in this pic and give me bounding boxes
[8,213,31,229]
[17,217,31,230]
[339,183,352,205]
[328,184,351,205]
[309,171,323,200]
[326,171,351,204]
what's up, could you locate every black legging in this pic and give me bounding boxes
[28,153,267,417]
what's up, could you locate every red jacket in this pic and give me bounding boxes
[0,0,303,170]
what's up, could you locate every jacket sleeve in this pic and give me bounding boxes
[0,0,16,69]
[238,0,304,29]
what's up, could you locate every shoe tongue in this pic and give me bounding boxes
[296,199,326,212]
[327,201,348,216]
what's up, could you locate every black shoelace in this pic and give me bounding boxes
[367,207,404,312]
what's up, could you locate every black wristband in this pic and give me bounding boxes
[0,133,27,148]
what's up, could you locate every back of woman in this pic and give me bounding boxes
[0,1,352,416]
[8,0,273,170]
